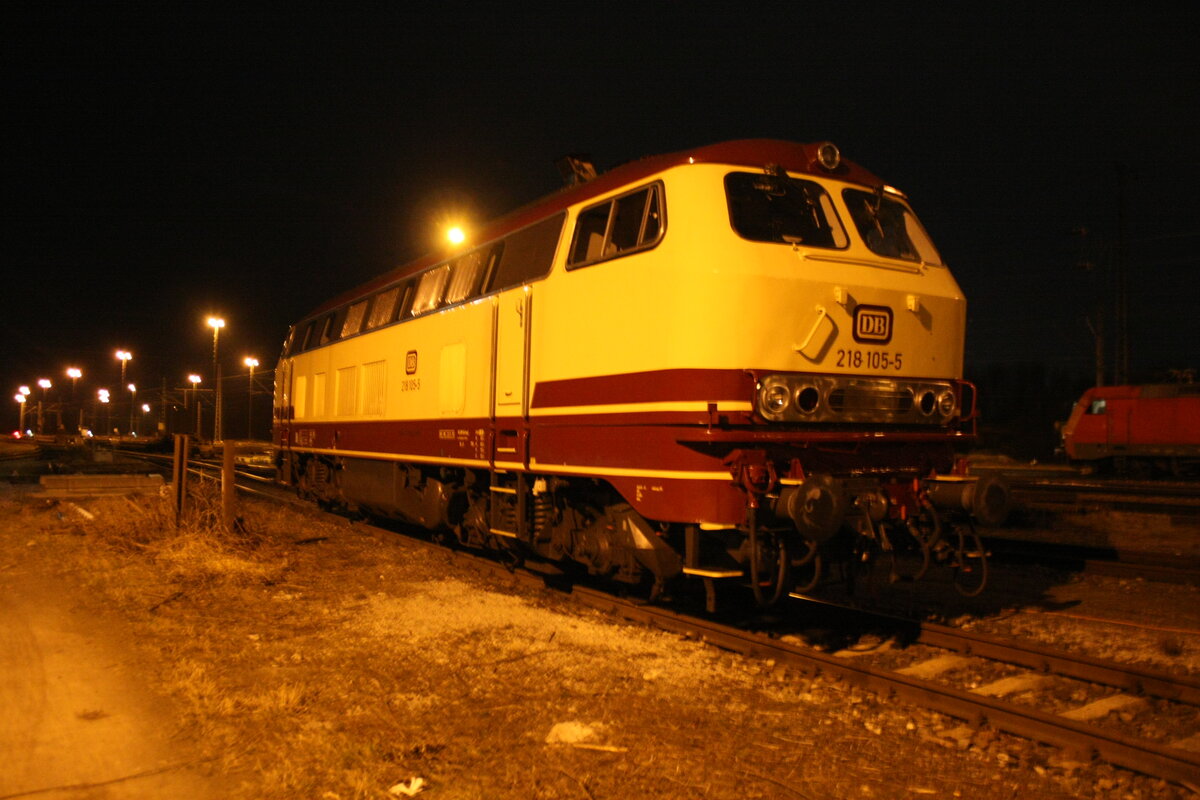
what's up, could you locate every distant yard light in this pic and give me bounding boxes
[447,226,466,246]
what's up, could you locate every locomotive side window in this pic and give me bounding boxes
[341,300,368,337]
[367,286,400,329]
[489,213,565,290]
[1087,398,1107,414]
[298,321,316,352]
[317,315,335,347]
[445,248,490,305]
[567,184,664,269]
[842,189,943,265]
[725,172,848,249]
[411,265,450,316]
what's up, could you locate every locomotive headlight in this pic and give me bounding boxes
[760,382,791,418]
[937,390,957,417]
[795,385,821,414]
[918,390,937,416]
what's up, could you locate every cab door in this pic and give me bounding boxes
[492,285,532,464]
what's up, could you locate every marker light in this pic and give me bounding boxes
[816,142,841,171]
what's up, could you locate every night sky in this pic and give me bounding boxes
[4,4,1198,425]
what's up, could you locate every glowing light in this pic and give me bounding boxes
[207,316,225,331]
[447,226,466,246]
[115,349,132,363]
[244,357,259,369]
[19,386,30,396]
[141,403,151,413]
[188,374,202,385]
[38,379,51,390]
[14,394,25,404]
[66,367,82,380]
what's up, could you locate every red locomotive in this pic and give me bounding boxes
[273,140,1008,607]
[1061,384,1200,476]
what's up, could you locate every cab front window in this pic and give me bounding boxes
[725,172,848,249]
[843,188,943,265]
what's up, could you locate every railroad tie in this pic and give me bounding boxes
[971,674,1049,697]
[895,655,971,679]
[1059,693,1147,721]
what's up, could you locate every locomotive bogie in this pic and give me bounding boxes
[274,140,991,605]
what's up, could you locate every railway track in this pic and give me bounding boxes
[331,512,1200,789]
[996,472,1200,518]
[106,450,1200,787]
[984,537,1200,586]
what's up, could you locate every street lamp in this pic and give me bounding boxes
[37,379,51,435]
[128,383,137,437]
[207,317,225,443]
[243,356,259,440]
[188,374,202,437]
[14,393,27,435]
[66,367,82,394]
[115,350,132,434]
[98,388,110,436]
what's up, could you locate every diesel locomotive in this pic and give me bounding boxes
[273,140,1007,607]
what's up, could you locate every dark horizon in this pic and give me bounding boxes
[5,6,1198,432]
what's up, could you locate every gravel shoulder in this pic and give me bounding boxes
[1,481,1196,799]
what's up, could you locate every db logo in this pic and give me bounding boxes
[405,350,418,374]
[853,306,893,344]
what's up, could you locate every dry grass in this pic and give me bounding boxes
[2,482,1177,800]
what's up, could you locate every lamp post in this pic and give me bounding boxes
[207,317,225,443]
[243,356,258,440]
[128,383,137,437]
[188,374,202,438]
[67,367,83,433]
[18,386,31,435]
[97,388,110,437]
[14,393,26,435]
[115,350,131,435]
[141,403,150,437]
[37,379,51,435]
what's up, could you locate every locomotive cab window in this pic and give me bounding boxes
[842,188,943,265]
[725,172,848,249]
[1087,398,1107,414]
[567,183,664,269]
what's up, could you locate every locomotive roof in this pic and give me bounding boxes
[303,139,885,320]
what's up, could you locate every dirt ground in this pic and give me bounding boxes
[1,479,1198,799]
